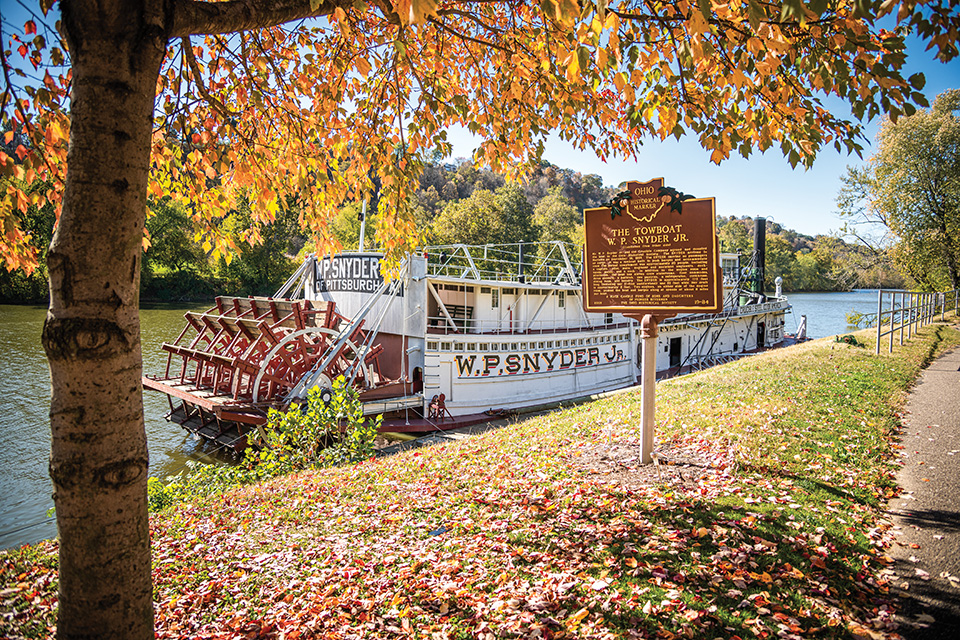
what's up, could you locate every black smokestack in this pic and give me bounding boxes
[753,217,766,294]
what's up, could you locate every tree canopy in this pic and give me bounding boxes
[2,0,946,275]
[838,88,960,290]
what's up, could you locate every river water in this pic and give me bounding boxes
[0,303,216,550]
[781,289,881,340]
[0,289,883,549]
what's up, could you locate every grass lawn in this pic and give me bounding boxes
[3,318,959,639]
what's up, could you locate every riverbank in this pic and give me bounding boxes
[3,318,958,638]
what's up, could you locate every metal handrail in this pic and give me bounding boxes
[875,288,959,354]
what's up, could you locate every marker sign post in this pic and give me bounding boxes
[582,178,722,464]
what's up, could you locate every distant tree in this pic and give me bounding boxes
[533,187,581,247]
[765,235,796,290]
[718,218,752,254]
[432,183,536,246]
[838,89,960,290]
[328,202,377,252]
[217,198,302,295]
[143,200,207,274]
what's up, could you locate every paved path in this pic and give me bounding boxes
[887,333,960,638]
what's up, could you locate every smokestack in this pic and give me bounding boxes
[753,217,766,294]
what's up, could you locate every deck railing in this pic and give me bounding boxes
[424,242,581,286]
[425,315,633,336]
[875,288,960,354]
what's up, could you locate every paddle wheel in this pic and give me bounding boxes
[143,296,386,450]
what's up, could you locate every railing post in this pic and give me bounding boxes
[890,291,895,354]
[907,293,913,339]
[876,288,883,355]
[900,291,905,346]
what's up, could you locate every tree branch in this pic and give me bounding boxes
[170,0,353,38]
[180,36,238,118]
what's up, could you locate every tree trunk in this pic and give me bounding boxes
[42,2,166,637]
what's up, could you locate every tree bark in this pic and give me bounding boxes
[43,2,167,637]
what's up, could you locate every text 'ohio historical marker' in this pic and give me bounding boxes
[582,178,723,465]
[582,177,722,314]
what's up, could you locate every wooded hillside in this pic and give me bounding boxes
[0,158,906,303]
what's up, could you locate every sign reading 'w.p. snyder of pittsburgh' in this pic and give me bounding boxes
[582,178,722,315]
[314,253,402,295]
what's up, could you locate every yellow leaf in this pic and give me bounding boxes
[355,56,372,77]
[566,51,580,82]
[567,607,589,628]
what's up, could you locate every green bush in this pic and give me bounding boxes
[148,376,382,512]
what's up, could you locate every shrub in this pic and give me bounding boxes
[147,376,382,512]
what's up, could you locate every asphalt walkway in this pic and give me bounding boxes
[887,331,960,638]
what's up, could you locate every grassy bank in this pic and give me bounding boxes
[3,320,959,639]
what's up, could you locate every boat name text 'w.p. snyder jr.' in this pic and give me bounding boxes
[454,343,627,378]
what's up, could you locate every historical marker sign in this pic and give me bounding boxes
[582,178,722,315]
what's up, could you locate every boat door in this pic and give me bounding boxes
[438,361,453,402]
[757,322,766,349]
[669,337,682,368]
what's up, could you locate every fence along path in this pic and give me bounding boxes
[875,289,960,354]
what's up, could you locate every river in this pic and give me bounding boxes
[781,289,881,340]
[0,303,218,550]
[0,289,882,549]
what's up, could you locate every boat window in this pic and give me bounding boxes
[427,341,438,351]
[479,343,488,351]
[605,313,613,324]
[537,342,544,349]
[491,343,499,351]
[467,343,476,351]
[466,286,474,293]
[520,342,527,350]
[511,343,518,350]
[441,342,451,351]
[503,288,515,295]
[480,287,491,294]
[546,341,553,348]
[558,291,565,307]
[502,343,509,351]
[491,289,499,308]
[454,342,464,351]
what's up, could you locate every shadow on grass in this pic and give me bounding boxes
[503,490,882,638]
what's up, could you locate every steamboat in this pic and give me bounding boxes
[143,220,792,450]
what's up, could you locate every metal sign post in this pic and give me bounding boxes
[582,178,722,465]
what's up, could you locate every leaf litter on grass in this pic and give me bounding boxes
[3,322,960,639]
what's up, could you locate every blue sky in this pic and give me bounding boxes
[445,42,959,238]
